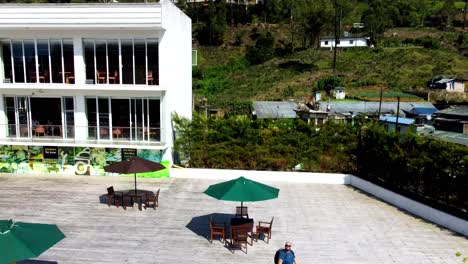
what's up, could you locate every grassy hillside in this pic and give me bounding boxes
[193,26,468,111]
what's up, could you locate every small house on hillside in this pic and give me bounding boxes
[330,87,346,99]
[427,77,467,92]
[380,116,416,133]
[320,36,370,50]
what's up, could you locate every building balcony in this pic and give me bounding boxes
[1,124,165,149]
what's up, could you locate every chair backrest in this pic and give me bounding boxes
[231,226,249,242]
[107,186,115,195]
[269,217,274,228]
[155,188,160,199]
[35,126,45,133]
[236,206,248,216]
[208,217,217,230]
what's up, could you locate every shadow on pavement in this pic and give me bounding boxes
[186,212,235,242]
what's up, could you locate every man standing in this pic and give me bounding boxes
[277,241,298,264]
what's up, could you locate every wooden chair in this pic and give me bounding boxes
[235,206,249,218]
[108,70,119,84]
[66,73,74,84]
[256,217,274,243]
[209,217,226,243]
[112,128,122,139]
[230,226,250,254]
[97,71,106,84]
[107,186,124,208]
[39,70,49,83]
[29,71,37,83]
[147,70,154,85]
[34,126,45,136]
[145,189,159,209]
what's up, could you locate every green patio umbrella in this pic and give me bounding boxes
[0,219,65,264]
[203,176,280,216]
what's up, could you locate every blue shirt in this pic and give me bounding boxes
[279,249,295,264]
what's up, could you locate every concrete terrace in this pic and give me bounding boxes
[0,173,467,264]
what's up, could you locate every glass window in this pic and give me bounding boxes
[5,97,15,137]
[134,39,146,85]
[107,40,119,84]
[24,40,36,83]
[2,41,12,83]
[86,97,97,139]
[147,39,158,85]
[121,39,133,84]
[37,40,50,83]
[111,98,130,138]
[50,39,63,83]
[64,97,74,138]
[148,99,160,141]
[95,40,107,84]
[98,98,110,139]
[84,40,95,84]
[63,39,75,84]
[12,40,24,83]
[350,40,354,44]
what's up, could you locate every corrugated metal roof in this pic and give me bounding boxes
[253,101,298,119]
[436,78,454,83]
[436,106,468,117]
[409,107,438,115]
[319,101,436,115]
[380,116,415,125]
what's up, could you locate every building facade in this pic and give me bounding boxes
[320,37,370,50]
[0,1,192,176]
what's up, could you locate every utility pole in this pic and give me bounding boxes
[333,0,338,75]
[463,0,468,29]
[377,86,383,118]
[395,96,400,133]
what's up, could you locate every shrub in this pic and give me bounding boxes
[245,31,275,65]
[316,76,344,93]
[403,37,441,49]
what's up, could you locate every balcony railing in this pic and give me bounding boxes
[2,124,161,142]
[87,126,161,142]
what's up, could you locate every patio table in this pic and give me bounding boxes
[125,191,144,210]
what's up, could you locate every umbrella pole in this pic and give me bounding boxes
[241,201,243,217]
[134,173,137,195]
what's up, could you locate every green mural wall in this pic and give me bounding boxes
[0,145,169,178]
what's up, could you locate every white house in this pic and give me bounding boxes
[428,78,467,93]
[320,37,370,50]
[0,0,192,176]
[330,87,346,99]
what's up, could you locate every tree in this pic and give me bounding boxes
[428,0,457,29]
[362,0,393,45]
[195,0,227,46]
[245,31,275,65]
[293,0,333,48]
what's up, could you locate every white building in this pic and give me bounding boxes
[429,78,467,93]
[0,0,192,176]
[320,37,370,50]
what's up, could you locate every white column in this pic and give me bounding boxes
[0,95,6,138]
[73,36,85,85]
[74,95,87,140]
[0,44,4,84]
